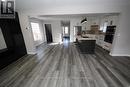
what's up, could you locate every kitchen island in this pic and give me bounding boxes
[76,35,96,54]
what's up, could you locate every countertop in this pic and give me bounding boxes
[76,34,96,41]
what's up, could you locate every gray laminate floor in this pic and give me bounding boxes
[0,43,130,87]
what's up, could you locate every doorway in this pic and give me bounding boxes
[45,24,53,43]
[61,21,70,43]
[73,26,82,42]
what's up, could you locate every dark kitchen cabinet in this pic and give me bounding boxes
[76,39,96,54]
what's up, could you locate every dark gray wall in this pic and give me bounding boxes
[0,12,27,69]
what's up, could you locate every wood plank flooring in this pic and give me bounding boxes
[0,43,130,87]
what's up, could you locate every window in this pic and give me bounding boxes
[103,22,108,32]
[31,22,42,41]
[0,28,7,50]
[64,26,69,34]
[100,22,108,33]
[62,26,69,35]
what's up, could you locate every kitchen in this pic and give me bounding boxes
[75,14,119,54]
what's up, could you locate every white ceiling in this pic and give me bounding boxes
[30,13,119,21]
[16,0,129,11]
[16,0,129,20]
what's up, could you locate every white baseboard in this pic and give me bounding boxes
[110,53,130,57]
[27,52,37,55]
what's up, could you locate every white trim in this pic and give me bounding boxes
[27,52,37,54]
[110,53,130,57]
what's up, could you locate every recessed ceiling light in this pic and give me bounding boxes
[1,0,6,1]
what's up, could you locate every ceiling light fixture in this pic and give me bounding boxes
[81,18,87,24]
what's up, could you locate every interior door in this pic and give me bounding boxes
[74,26,82,41]
[76,26,82,35]
[45,24,53,43]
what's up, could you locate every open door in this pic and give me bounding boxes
[45,24,53,43]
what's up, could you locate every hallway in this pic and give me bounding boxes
[0,43,130,87]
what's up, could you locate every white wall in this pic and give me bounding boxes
[90,17,101,25]
[81,18,92,30]
[29,18,46,46]
[110,5,130,56]
[70,18,82,42]
[18,13,36,54]
[43,18,86,43]
[43,18,82,43]
[17,0,130,56]
[43,20,62,43]
[81,17,101,31]
[100,15,119,27]
[0,28,7,50]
